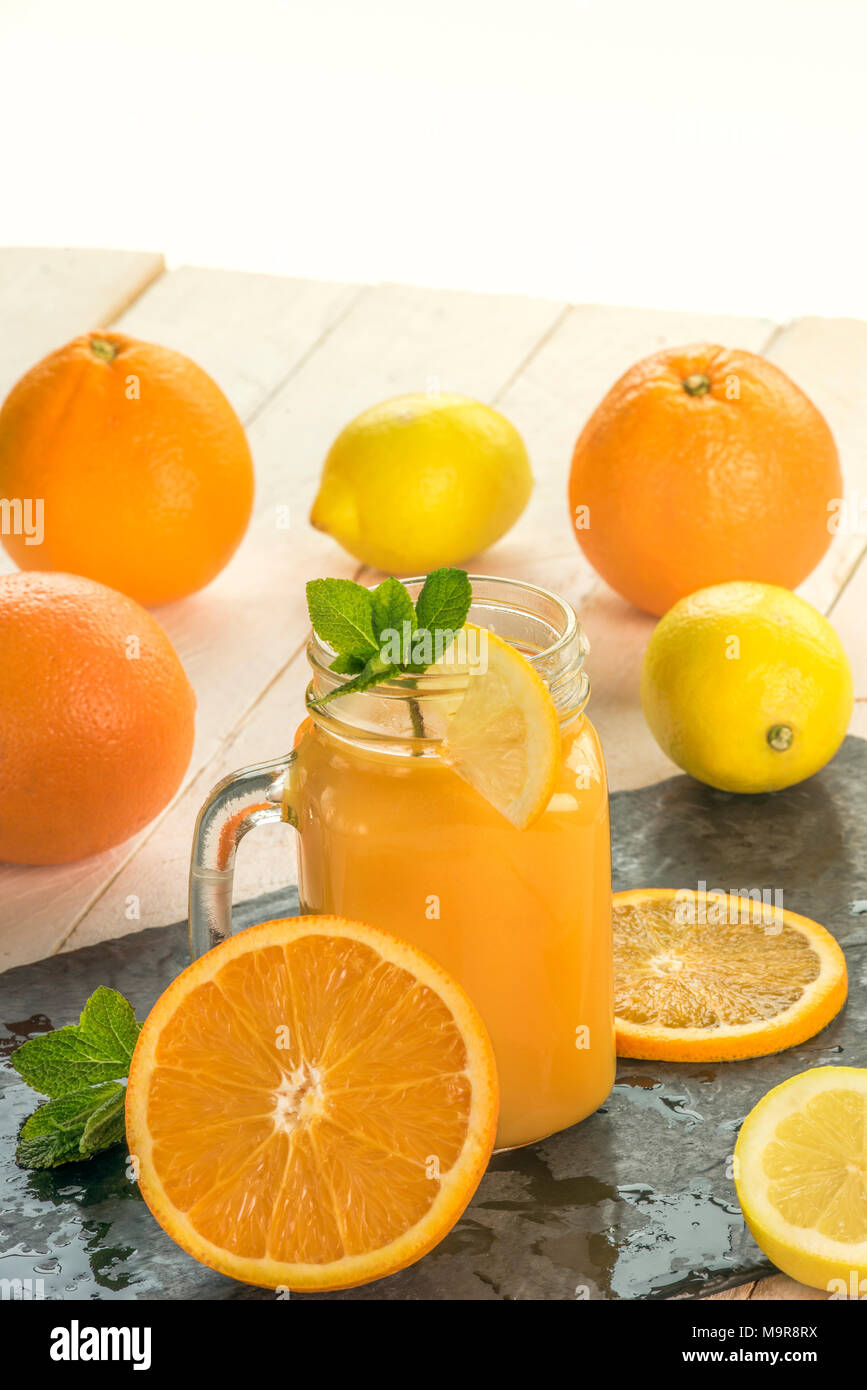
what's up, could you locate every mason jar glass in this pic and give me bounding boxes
[189,576,614,1149]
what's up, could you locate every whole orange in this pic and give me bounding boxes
[0,572,196,865]
[0,332,254,607]
[568,344,841,616]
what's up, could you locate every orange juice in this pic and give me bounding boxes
[189,576,615,1152]
[291,711,613,1150]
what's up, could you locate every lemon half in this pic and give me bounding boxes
[735,1066,867,1292]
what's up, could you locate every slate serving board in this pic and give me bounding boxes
[3,736,866,1301]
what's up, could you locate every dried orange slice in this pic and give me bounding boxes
[614,888,847,1062]
[125,916,498,1291]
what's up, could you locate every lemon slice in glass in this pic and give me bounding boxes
[441,625,561,829]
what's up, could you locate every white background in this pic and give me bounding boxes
[1,0,866,319]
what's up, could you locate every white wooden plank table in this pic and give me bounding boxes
[2,248,866,1303]
[0,248,164,391]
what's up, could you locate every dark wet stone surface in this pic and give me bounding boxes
[2,736,866,1301]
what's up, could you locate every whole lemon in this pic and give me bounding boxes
[641,582,852,793]
[310,393,532,572]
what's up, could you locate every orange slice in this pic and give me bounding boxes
[125,916,498,1291]
[614,888,847,1062]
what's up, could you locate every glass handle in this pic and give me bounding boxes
[188,751,296,960]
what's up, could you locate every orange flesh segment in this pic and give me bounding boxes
[612,889,848,1062]
[145,933,480,1266]
[615,900,821,1028]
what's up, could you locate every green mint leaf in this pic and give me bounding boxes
[80,985,141,1059]
[11,987,141,1098]
[309,570,475,705]
[15,1083,125,1169]
[414,567,472,639]
[329,653,366,675]
[310,655,397,707]
[371,576,416,643]
[81,1086,127,1156]
[405,568,473,671]
[306,578,379,661]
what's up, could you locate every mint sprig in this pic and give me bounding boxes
[16,1083,126,1169]
[371,575,417,638]
[415,568,472,635]
[306,568,472,706]
[11,987,141,1169]
[304,577,379,662]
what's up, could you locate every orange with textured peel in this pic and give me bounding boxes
[0,331,254,606]
[0,571,195,865]
[125,915,498,1292]
[569,345,841,616]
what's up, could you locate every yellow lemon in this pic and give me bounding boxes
[310,394,532,572]
[734,1067,867,1292]
[641,581,852,793]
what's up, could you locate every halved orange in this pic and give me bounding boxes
[614,888,847,1062]
[125,916,498,1291]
